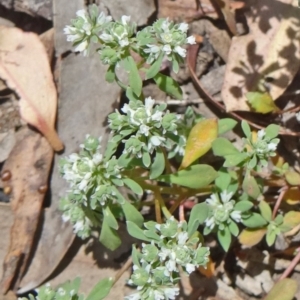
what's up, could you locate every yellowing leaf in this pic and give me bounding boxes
[285,170,300,186]
[198,256,215,278]
[283,187,300,205]
[238,228,267,247]
[283,211,300,228]
[246,92,280,114]
[264,279,298,300]
[0,26,63,151]
[180,119,218,169]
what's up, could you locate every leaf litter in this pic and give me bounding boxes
[1,0,300,299]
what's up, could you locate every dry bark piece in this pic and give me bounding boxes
[0,26,63,151]
[0,127,53,294]
[222,0,300,112]
[158,0,217,21]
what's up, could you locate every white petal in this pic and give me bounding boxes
[174,45,186,57]
[121,15,131,25]
[74,40,88,53]
[179,22,189,32]
[257,129,265,139]
[187,35,196,45]
[162,44,172,55]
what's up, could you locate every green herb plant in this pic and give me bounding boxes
[20,5,300,300]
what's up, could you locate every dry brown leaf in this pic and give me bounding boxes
[0,26,63,151]
[0,126,53,294]
[222,0,300,112]
[158,0,217,21]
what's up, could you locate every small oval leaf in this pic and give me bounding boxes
[180,118,218,169]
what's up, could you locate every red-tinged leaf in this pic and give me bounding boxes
[238,228,267,247]
[180,119,218,169]
[0,26,63,151]
[264,279,297,300]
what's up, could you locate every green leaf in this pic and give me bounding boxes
[105,65,115,83]
[242,213,268,228]
[264,279,298,300]
[124,56,142,97]
[218,118,237,135]
[224,153,248,167]
[265,124,280,139]
[118,153,133,168]
[266,229,277,246]
[122,201,144,228]
[158,164,217,189]
[103,206,119,230]
[242,173,261,199]
[126,221,150,242]
[212,137,239,156]
[259,200,272,222]
[241,120,251,139]
[154,73,183,100]
[146,52,164,79]
[246,91,280,114]
[150,148,165,179]
[123,178,143,195]
[188,203,209,237]
[228,220,239,237]
[285,170,300,186]
[248,155,257,169]
[180,118,218,169]
[142,151,151,168]
[86,278,114,300]
[215,169,231,191]
[131,245,141,267]
[100,219,121,250]
[217,227,231,251]
[234,200,253,212]
[126,87,143,102]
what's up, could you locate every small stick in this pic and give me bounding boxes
[272,186,288,219]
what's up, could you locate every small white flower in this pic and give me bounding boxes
[121,15,131,25]
[139,124,151,136]
[76,9,88,21]
[149,135,165,147]
[296,112,300,122]
[119,38,129,47]
[186,263,196,274]
[230,210,242,223]
[178,22,189,33]
[97,12,112,25]
[177,232,188,245]
[74,40,89,53]
[100,32,114,42]
[161,19,171,31]
[145,97,155,113]
[268,142,277,151]
[220,190,234,203]
[125,292,141,300]
[174,45,186,57]
[144,44,161,54]
[206,193,219,206]
[73,220,84,233]
[164,287,180,299]
[257,129,266,140]
[205,216,215,229]
[62,213,70,223]
[186,35,196,44]
[162,44,172,55]
[92,153,103,164]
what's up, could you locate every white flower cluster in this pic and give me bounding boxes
[59,135,123,238]
[126,217,210,300]
[205,191,242,231]
[108,97,179,158]
[253,129,279,158]
[64,5,112,55]
[142,18,196,64]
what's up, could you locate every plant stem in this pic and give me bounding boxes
[278,247,300,281]
[113,256,133,285]
[272,186,288,219]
